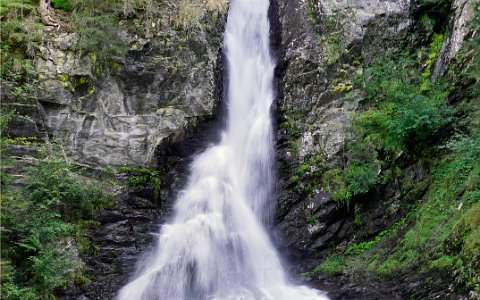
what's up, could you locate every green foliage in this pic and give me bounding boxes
[0,281,38,300]
[1,1,41,102]
[322,138,380,204]
[120,165,161,199]
[313,255,344,277]
[305,0,319,27]
[0,109,16,135]
[314,132,480,287]
[314,11,479,288]
[291,154,325,196]
[1,149,115,298]
[0,0,37,16]
[357,54,452,153]
[69,0,126,58]
[346,212,413,255]
[25,157,115,220]
[51,0,73,11]
[323,49,453,205]
[420,33,445,91]
[320,14,345,64]
[306,214,316,225]
[0,110,16,186]
[322,168,351,203]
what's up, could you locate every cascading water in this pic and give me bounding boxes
[117,1,328,299]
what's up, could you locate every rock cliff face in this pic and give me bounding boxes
[0,6,228,299]
[272,0,415,262]
[5,11,226,169]
[270,0,478,298]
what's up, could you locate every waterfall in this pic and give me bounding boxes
[117,1,328,299]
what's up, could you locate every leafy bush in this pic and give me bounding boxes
[1,150,114,298]
[1,1,41,101]
[51,0,73,11]
[316,131,480,285]
[120,164,161,199]
[323,44,453,205]
[322,136,380,204]
[356,54,452,153]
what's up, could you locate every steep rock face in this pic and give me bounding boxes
[0,7,230,300]
[434,0,477,76]
[5,12,226,168]
[272,0,414,263]
[271,0,478,298]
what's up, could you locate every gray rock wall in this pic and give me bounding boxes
[271,0,478,297]
[9,11,227,169]
[272,0,415,262]
[1,7,230,300]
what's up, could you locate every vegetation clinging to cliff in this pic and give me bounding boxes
[314,3,480,294]
[1,143,115,299]
[322,47,452,205]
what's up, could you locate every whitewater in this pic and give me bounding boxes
[117,1,329,299]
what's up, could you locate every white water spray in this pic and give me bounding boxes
[118,1,328,299]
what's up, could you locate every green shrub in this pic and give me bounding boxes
[120,164,161,199]
[0,281,38,300]
[0,149,114,298]
[317,132,480,285]
[51,0,73,11]
[356,54,452,153]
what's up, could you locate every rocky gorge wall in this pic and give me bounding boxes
[272,0,419,262]
[4,8,226,168]
[1,2,228,299]
[270,0,479,298]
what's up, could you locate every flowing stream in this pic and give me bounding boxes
[118,1,328,299]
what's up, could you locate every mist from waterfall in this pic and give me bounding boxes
[117,1,329,299]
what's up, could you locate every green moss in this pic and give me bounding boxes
[429,255,456,270]
[420,33,445,91]
[325,35,343,64]
[332,82,353,93]
[313,255,345,277]
[3,136,37,145]
[58,73,70,83]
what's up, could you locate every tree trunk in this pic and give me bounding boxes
[39,0,59,27]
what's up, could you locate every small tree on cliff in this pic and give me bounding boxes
[39,0,59,27]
